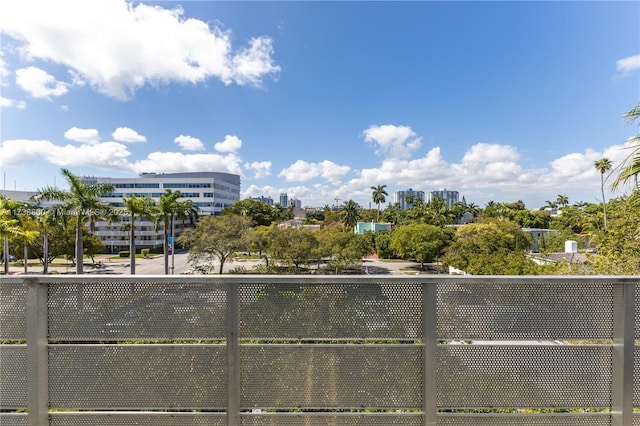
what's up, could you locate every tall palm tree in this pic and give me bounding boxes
[156,190,182,275]
[172,198,199,274]
[370,185,388,222]
[33,168,114,274]
[339,200,360,230]
[123,195,155,274]
[155,190,199,274]
[612,103,640,191]
[594,158,612,230]
[556,194,569,208]
[0,195,23,274]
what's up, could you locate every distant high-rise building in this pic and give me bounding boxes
[428,189,459,207]
[279,192,288,207]
[290,198,302,210]
[393,188,425,210]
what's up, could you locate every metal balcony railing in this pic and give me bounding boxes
[0,275,637,425]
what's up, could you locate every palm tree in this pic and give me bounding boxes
[0,195,23,274]
[155,190,199,274]
[370,185,388,222]
[156,190,181,275]
[123,195,155,274]
[556,194,569,208]
[339,200,360,230]
[594,158,612,230]
[612,103,640,191]
[33,168,114,274]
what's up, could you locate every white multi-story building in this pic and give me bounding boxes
[428,189,459,207]
[393,188,425,210]
[86,172,240,252]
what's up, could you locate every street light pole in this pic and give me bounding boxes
[170,213,175,275]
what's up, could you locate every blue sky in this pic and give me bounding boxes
[1,0,638,210]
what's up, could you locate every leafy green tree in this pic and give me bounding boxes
[242,225,274,266]
[374,229,394,259]
[593,194,640,274]
[266,227,319,270]
[371,184,388,221]
[316,228,368,273]
[339,200,361,230]
[593,157,612,229]
[123,195,155,274]
[423,198,456,226]
[442,220,536,275]
[381,202,406,225]
[32,168,114,274]
[178,214,252,274]
[390,223,453,269]
[224,199,280,227]
[510,209,550,229]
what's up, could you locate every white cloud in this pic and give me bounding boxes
[174,135,205,151]
[0,96,26,109]
[279,160,351,184]
[0,139,132,171]
[15,66,68,98]
[214,135,242,153]
[615,54,640,76]
[363,124,422,159]
[133,152,242,175]
[64,127,100,144]
[461,143,520,164]
[0,53,9,81]
[112,127,146,143]
[0,0,280,100]
[244,161,271,179]
[231,37,281,86]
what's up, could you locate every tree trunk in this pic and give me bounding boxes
[43,233,48,274]
[163,221,169,275]
[76,219,83,274]
[4,235,9,274]
[23,243,28,274]
[130,213,136,275]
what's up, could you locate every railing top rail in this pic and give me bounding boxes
[1,274,638,285]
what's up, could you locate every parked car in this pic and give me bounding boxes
[2,254,16,263]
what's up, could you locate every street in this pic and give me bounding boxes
[5,252,426,276]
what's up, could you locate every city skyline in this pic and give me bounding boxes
[0,1,638,210]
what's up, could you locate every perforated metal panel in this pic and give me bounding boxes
[241,413,423,425]
[437,413,611,425]
[0,414,28,426]
[0,345,27,408]
[634,413,640,426]
[437,345,612,408]
[48,344,226,409]
[239,282,423,340]
[48,281,227,340]
[635,346,640,406]
[636,283,639,339]
[437,281,614,340]
[241,345,422,409]
[49,412,226,425]
[0,282,26,340]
